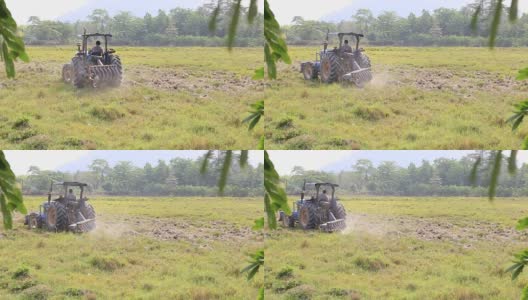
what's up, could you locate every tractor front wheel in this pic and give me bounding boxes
[302,62,318,81]
[26,213,41,230]
[299,202,319,230]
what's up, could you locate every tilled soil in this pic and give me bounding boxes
[93,214,259,246]
[288,62,528,96]
[375,65,528,95]
[4,62,267,98]
[126,66,267,97]
[344,213,528,247]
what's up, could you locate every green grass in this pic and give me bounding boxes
[0,47,264,149]
[266,47,528,149]
[0,197,263,299]
[267,197,528,299]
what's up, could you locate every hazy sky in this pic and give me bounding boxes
[267,0,528,25]
[268,151,528,175]
[6,0,260,24]
[4,151,263,175]
[7,0,101,23]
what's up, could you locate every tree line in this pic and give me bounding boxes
[284,0,528,47]
[282,153,528,197]
[18,154,263,197]
[20,1,263,47]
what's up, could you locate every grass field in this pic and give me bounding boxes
[266,197,528,299]
[0,196,263,299]
[0,47,264,149]
[266,47,528,150]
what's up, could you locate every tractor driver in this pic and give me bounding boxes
[319,189,329,202]
[65,189,77,201]
[342,40,353,53]
[90,41,104,56]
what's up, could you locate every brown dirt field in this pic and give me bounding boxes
[344,213,528,248]
[93,214,260,247]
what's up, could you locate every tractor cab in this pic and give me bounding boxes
[25,181,96,233]
[76,31,116,66]
[302,182,338,202]
[335,32,365,54]
[48,181,89,207]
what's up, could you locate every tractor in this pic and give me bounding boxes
[24,181,96,233]
[62,30,123,88]
[278,181,347,232]
[300,30,372,87]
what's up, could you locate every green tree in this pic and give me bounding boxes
[88,9,111,32]
[0,0,29,77]
[89,159,110,190]
[0,151,26,229]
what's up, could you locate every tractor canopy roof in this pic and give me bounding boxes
[305,182,339,188]
[82,33,113,38]
[337,32,364,38]
[54,181,88,187]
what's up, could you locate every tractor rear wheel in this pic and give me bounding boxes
[320,52,340,84]
[79,204,96,232]
[352,52,373,88]
[332,202,347,220]
[109,55,122,87]
[302,62,318,80]
[299,202,319,230]
[45,202,68,232]
[62,64,73,84]
[72,57,87,88]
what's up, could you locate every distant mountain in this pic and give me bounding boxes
[321,151,473,173]
[322,0,473,21]
[59,0,200,22]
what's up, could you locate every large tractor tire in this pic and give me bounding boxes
[352,52,373,88]
[45,202,68,232]
[62,64,73,84]
[72,57,88,88]
[320,52,340,84]
[332,202,347,220]
[301,62,318,81]
[299,202,319,230]
[79,204,96,232]
[109,55,122,87]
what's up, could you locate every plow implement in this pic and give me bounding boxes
[319,211,347,233]
[69,218,96,233]
[89,65,122,88]
[342,65,373,87]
